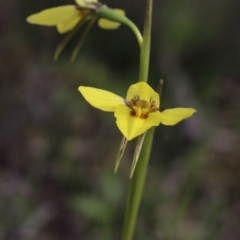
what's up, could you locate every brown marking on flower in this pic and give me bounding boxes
[126,95,158,119]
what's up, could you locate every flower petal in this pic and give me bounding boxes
[161,108,196,125]
[26,6,78,28]
[79,86,124,112]
[75,0,98,6]
[57,14,82,33]
[98,9,125,30]
[114,105,158,140]
[126,82,160,108]
[146,111,162,126]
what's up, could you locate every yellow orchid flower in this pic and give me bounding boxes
[79,82,196,141]
[26,0,124,34]
[79,81,196,177]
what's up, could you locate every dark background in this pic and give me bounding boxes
[1,0,240,239]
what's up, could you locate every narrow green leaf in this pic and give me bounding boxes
[115,136,128,173]
[71,16,97,62]
[53,14,90,61]
[130,132,146,178]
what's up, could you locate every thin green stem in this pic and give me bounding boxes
[97,6,143,47]
[127,21,143,47]
[139,0,152,82]
[121,1,153,240]
[121,128,155,240]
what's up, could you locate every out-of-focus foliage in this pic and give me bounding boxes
[0,0,240,239]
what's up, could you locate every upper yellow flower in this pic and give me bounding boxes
[79,82,196,140]
[26,0,124,34]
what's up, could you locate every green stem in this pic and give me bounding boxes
[97,6,143,47]
[127,21,143,48]
[121,128,155,240]
[139,0,152,82]
[121,1,153,239]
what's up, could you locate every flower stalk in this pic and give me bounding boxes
[121,0,153,239]
[139,0,152,82]
[97,6,143,47]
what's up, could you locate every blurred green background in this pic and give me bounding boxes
[1,0,240,239]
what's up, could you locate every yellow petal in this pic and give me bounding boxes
[98,9,125,30]
[114,105,158,140]
[161,108,196,125]
[98,19,121,30]
[75,0,98,6]
[132,112,161,137]
[57,14,82,33]
[75,0,85,5]
[26,6,79,29]
[78,86,123,112]
[126,82,160,108]
[146,111,162,126]
[75,0,98,9]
